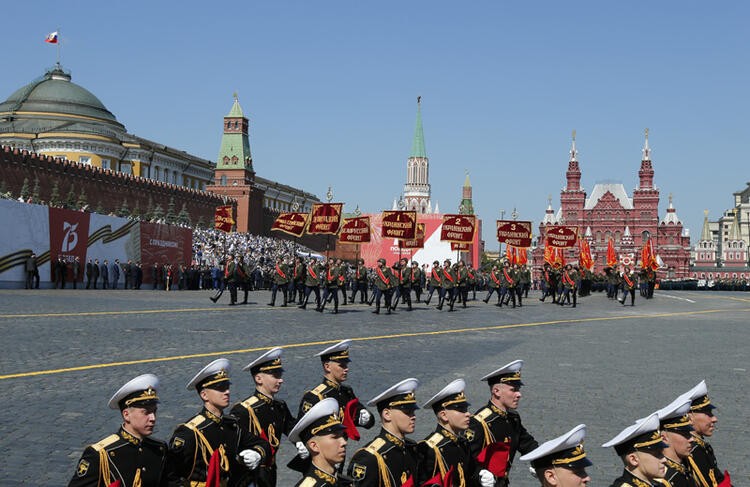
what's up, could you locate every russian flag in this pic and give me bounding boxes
[45,31,59,44]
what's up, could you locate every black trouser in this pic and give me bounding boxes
[457,285,468,307]
[25,271,34,289]
[228,281,238,304]
[560,287,577,306]
[620,288,635,306]
[373,287,393,312]
[393,284,412,310]
[321,286,338,311]
[351,281,368,303]
[500,286,516,307]
[425,285,440,305]
[484,287,499,303]
[270,283,287,305]
[515,286,523,307]
[440,287,455,310]
[302,285,321,308]
[412,284,422,302]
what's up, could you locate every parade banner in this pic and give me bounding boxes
[496,220,532,248]
[271,212,308,238]
[606,239,618,267]
[399,223,425,249]
[338,216,371,244]
[139,222,193,272]
[49,207,91,281]
[451,242,471,251]
[214,205,234,233]
[641,239,659,270]
[440,214,477,243]
[545,226,578,248]
[308,203,343,235]
[381,210,417,239]
[579,238,594,271]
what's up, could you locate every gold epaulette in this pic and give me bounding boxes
[298,477,317,487]
[475,407,493,421]
[654,479,672,487]
[364,437,387,453]
[310,384,328,400]
[241,396,260,409]
[425,432,444,448]
[186,414,207,429]
[91,434,119,452]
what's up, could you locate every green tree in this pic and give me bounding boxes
[177,202,191,226]
[95,200,105,215]
[66,183,77,209]
[196,215,205,229]
[49,180,62,207]
[165,197,177,224]
[32,176,41,202]
[144,195,154,221]
[77,187,88,210]
[151,203,164,222]
[0,179,7,197]
[117,199,130,218]
[131,199,141,220]
[19,178,30,201]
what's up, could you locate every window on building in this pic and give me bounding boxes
[220,175,227,186]
[79,156,91,165]
[120,162,132,174]
[101,159,111,170]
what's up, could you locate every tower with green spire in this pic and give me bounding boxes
[402,96,432,213]
[459,171,474,214]
[215,93,254,180]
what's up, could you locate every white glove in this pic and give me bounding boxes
[295,441,310,460]
[239,449,261,470]
[358,409,372,425]
[529,466,538,478]
[479,469,494,487]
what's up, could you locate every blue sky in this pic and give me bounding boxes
[3,1,749,243]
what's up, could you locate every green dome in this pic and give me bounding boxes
[0,65,124,130]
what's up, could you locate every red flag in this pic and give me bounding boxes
[343,399,361,441]
[505,246,516,265]
[544,245,554,265]
[477,441,511,477]
[402,474,415,487]
[205,448,223,487]
[717,470,731,487]
[421,466,454,487]
[107,481,121,487]
[259,429,277,457]
[516,247,528,265]
[606,239,617,267]
[214,205,235,233]
[555,248,565,267]
[579,238,593,271]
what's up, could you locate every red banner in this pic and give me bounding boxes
[214,205,234,233]
[496,220,532,248]
[606,239,618,267]
[49,207,91,281]
[307,203,343,235]
[139,222,193,279]
[451,242,471,251]
[338,216,371,244]
[545,226,579,248]
[579,238,594,270]
[441,214,477,243]
[271,212,308,238]
[381,210,417,239]
[399,222,425,249]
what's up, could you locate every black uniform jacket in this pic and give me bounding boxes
[348,428,419,486]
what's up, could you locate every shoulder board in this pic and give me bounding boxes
[185,414,208,429]
[364,437,387,453]
[241,396,261,409]
[310,384,328,400]
[475,407,493,421]
[91,434,120,452]
[298,477,317,487]
[425,432,444,448]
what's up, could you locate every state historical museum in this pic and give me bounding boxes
[531,131,690,279]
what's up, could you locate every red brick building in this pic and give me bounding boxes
[531,131,691,279]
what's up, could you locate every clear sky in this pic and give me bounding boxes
[3,1,749,243]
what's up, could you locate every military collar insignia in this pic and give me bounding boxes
[313,466,337,484]
[665,457,687,474]
[203,408,222,423]
[255,390,272,403]
[490,402,508,417]
[385,431,405,448]
[324,378,340,390]
[691,432,706,448]
[439,425,458,443]
[119,427,142,446]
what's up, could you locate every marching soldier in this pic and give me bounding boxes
[300,258,324,310]
[350,258,369,304]
[68,374,178,487]
[169,359,272,487]
[424,260,443,306]
[681,381,730,487]
[291,256,306,305]
[650,397,696,487]
[319,258,340,314]
[411,261,423,303]
[372,258,395,315]
[602,412,667,487]
[418,379,494,487]
[392,257,413,312]
[231,348,297,487]
[336,259,349,306]
[618,266,637,307]
[539,263,558,303]
[511,264,523,307]
[439,259,456,311]
[298,340,375,441]
[499,261,517,308]
[289,398,352,486]
[237,255,251,305]
[268,257,290,307]
[467,264,478,301]
[226,255,239,305]
[519,424,592,487]
[457,261,469,308]
[484,263,502,305]
[519,264,531,299]
[467,360,538,487]
[559,264,578,308]
[347,378,421,486]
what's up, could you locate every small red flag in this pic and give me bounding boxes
[205,448,223,487]
[477,441,511,478]
[343,399,361,441]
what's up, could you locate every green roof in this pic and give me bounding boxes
[410,99,426,158]
[227,94,244,118]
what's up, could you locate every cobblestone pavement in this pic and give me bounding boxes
[0,288,748,486]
